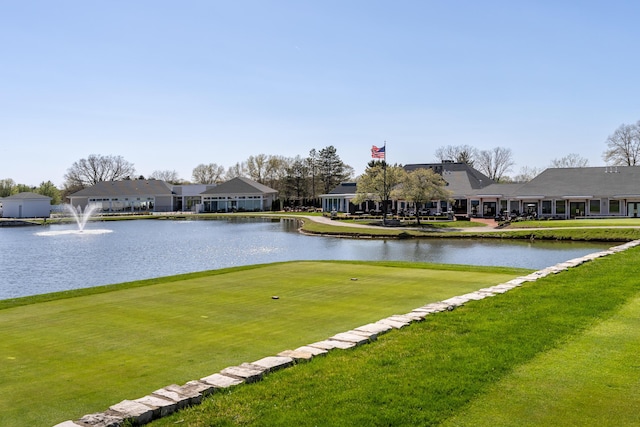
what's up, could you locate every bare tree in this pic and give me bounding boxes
[511,166,543,182]
[264,155,290,191]
[550,153,589,168]
[602,121,640,166]
[475,147,514,182]
[224,161,248,180]
[150,170,182,184]
[192,163,225,184]
[246,154,269,183]
[64,154,135,189]
[306,149,319,198]
[434,144,477,166]
[285,156,309,200]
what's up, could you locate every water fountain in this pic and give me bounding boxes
[66,204,99,232]
[36,204,112,236]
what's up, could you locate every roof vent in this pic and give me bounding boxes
[606,166,621,173]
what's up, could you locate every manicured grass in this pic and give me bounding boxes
[343,219,487,229]
[0,261,526,427]
[298,219,410,237]
[442,294,640,426]
[504,218,640,228]
[299,219,640,241]
[283,214,640,241]
[146,247,640,427]
[297,218,483,237]
[448,227,640,241]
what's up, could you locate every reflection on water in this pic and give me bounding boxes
[35,229,113,236]
[0,218,611,300]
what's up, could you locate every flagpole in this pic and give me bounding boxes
[383,141,387,225]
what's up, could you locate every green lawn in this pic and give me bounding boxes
[505,218,640,228]
[146,246,640,427]
[0,261,526,427]
[289,214,640,241]
[442,293,640,426]
[448,227,640,241]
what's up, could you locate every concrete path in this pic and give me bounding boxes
[293,214,640,233]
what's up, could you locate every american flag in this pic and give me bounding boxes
[371,145,385,159]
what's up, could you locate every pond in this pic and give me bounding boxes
[0,218,611,300]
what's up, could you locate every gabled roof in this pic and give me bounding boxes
[516,166,640,198]
[70,180,174,197]
[323,163,494,198]
[404,162,494,195]
[471,183,524,198]
[327,182,358,195]
[1,192,51,201]
[200,177,277,195]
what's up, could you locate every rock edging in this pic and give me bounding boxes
[53,240,640,427]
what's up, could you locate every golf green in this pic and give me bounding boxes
[0,261,527,427]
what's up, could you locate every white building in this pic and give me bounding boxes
[0,192,52,218]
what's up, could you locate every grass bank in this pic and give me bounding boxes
[146,246,640,427]
[298,217,640,241]
[0,261,527,427]
[502,218,640,228]
[445,227,640,241]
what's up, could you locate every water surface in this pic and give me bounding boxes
[0,218,611,299]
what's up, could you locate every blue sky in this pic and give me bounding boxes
[2,1,640,187]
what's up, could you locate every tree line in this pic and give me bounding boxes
[434,145,591,183]
[2,120,638,205]
[0,146,354,209]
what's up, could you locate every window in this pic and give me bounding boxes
[610,200,620,214]
[471,200,479,215]
[589,199,600,214]
[542,200,552,214]
[555,200,566,214]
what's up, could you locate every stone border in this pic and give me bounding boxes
[53,240,640,427]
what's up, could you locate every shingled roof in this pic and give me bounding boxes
[404,162,494,195]
[200,177,277,195]
[515,166,640,198]
[327,182,358,195]
[1,192,52,201]
[70,180,174,197]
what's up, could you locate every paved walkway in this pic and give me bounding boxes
[293,214,499,232]
[294,214,640,233]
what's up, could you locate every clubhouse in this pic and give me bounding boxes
[320,163,640,219]
[68,177,278,213]
[8,163,639,220]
